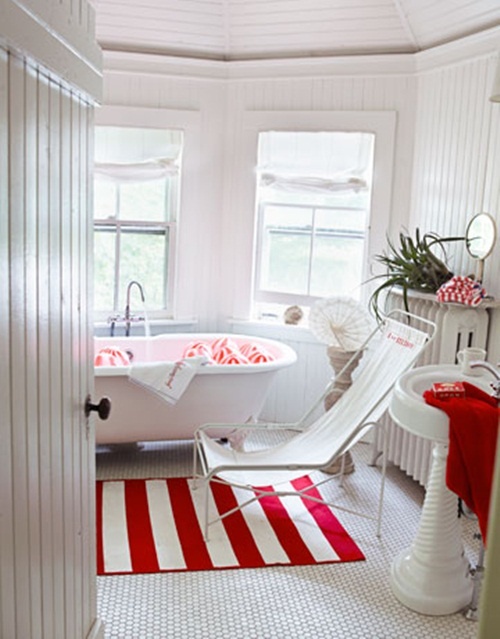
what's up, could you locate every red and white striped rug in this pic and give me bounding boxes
[96,476,365,575]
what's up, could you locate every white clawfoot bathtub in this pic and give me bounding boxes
[94,333,297,444]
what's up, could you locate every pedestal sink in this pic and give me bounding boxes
[389,364,492,616]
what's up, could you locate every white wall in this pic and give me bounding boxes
[101,35,500,422]
[103,34,500,336]
[102,52,418,331]
[410,52,500,297]
[409,42,500,364]
[102,58,227,331]
[396,36,500,635]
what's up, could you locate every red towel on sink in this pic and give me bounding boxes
[423,382,499,544]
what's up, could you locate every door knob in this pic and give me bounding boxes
[84,395,111,420]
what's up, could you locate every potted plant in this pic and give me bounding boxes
[368,228,465,319]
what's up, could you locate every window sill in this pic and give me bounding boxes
[228,318,319,344]
[94,318,198,336]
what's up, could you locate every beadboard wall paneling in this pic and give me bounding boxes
[103,65,419,328]
[0,47,99,639]
[93,0,500,60]
[399,0,500,50]
[0,0,101,98]
[101,42,500,415]
[409,52,500,365]
[410,53,500,299]
[96,0,226,58]
[102,76,226,332]
[0,46,13,638]
[229,322,332,423]
[221,73,416,321]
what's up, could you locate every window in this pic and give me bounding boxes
[253,131,374,319]
[93,126,183,316]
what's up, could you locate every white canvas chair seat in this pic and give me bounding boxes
[193,311,436,538]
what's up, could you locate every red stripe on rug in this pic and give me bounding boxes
[95,480,104,575]
[125,480,160,573]
[167,477,214,570]
[210,481,266,568]
[256,486,317,565]
[292,476,365,562]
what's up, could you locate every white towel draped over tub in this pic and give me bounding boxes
[128,356,207,404]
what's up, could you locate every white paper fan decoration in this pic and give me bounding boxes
[309,297,375,351]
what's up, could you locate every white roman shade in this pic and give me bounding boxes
[94,158,179,182]
[258,172,367,194]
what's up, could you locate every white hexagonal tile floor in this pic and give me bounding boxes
[96,437,482,639]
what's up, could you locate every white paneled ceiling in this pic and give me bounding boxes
[92,0,500,61]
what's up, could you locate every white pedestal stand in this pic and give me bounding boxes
[390,441,473,615]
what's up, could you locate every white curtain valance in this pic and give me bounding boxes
[258,172,367,194]
[94,158,179,183]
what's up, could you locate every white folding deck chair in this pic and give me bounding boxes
[192,311,436,540]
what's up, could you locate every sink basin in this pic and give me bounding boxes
[390,364,493,442]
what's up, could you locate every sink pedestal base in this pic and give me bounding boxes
[390,442,473,615]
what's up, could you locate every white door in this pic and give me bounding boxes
[0,47,102,638]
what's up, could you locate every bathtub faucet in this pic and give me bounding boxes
[470,361,500,399]
[125,280,146,337]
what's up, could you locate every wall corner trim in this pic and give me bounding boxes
[415,24,500,73]
[103,49,416,81]
[0,0,102,100]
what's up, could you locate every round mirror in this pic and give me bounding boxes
[466,213,497,260]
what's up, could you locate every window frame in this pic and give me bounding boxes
[224,111,396,320]
[93,214,176,314]
[93,105,200,323]
[254,205,368,308]
[254,167,372,309]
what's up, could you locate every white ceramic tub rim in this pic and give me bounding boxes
[94,333,297,377]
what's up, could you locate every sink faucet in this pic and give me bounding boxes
[470,361,500,399]
[125,280,145,337]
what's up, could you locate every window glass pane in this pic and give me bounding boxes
[94,228,116,311]
[118,228,168,311]
[315,208,367,234]
[259,188,369,209]
[312,208,366,297]
[310,235,364,299]
[264,205,312,229]
[94,181,117,220]
[262,232,310,294]
[120,179,167,221]
[254,130,375,314]
[93,125,182,316]
[260,206,312,294]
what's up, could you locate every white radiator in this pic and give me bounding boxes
[375,290,490,485]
